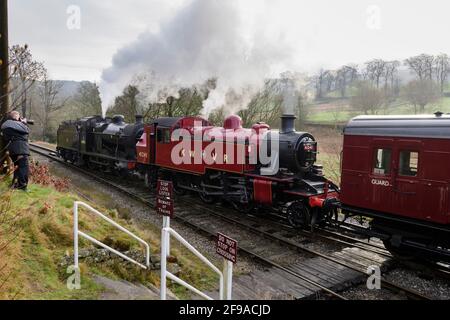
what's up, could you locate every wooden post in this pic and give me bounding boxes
[0,0,9,166]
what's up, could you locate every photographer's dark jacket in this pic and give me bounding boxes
[1,120,30,156]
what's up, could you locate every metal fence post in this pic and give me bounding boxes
[223,259,233,300]
[226,260,233,300]
[163,216,170,256]
[160,227,168,300]
[73,201,79,271]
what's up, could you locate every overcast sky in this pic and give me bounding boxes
[9,0,450,82]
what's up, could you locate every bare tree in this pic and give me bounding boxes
[383,60,400,94]
[208,106,227,126]
[144,86,204,120]
[403,80,440,114]
[365,59,387,88]
[8,44,46,118]
[36,72,67,141]
[73,82,102,117]
[346,64,359,83]
[324,71,335,92]
[107,85,141,123]
[337,67,347,97]
[313,69,329,99]
[350,82,385,115]
[239,87,283,127]
[405,54,435,81]
[434,54,450,93]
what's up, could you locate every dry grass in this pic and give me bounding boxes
[0,177,217,299]
[304,125,344,185]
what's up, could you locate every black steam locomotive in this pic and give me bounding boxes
[57,115,144,171]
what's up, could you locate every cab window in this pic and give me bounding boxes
[399,151,419,177]
[157,128,171,144]
[373,148,391,175]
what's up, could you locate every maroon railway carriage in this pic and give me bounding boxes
[340,114,450,261]
[136,114,339,227]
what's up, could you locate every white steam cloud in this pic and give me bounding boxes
[100,0,297,117]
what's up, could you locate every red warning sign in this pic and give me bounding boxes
[216,233,238,263]
[156,180,174,218]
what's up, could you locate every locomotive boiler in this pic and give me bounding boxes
[57,115,144,171]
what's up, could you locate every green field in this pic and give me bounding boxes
[306,96,450,124]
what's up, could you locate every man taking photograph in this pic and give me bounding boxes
[1,110,30,191]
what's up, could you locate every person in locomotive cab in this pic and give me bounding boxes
[1,111,31,191]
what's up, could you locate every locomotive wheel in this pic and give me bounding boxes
[287,202,311,229]
[318,208,339,228]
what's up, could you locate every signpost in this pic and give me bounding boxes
[157,180,173,256]
[157,179,236,300]
[216,233,238,300]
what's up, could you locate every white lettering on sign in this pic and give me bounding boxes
[371,179,391,187]
[156,180,174,217]
[217,233,238,264]
[157,180,173,199]
[156,197,174,217]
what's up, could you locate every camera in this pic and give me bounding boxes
[20,118,34,125]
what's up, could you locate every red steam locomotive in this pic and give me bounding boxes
[57,114,339,229]
[134,114,339,226]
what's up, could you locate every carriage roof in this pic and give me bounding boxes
[344,114,450,139]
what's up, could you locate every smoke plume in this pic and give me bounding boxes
[100,0,297,117]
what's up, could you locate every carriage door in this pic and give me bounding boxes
[368,140,395,213]
[391,140,422,220]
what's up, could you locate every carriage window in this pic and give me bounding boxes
[373,148,391,175]
[157,128,171,144]
[399,151,419,177]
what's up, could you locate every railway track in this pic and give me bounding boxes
[29,143,436,300]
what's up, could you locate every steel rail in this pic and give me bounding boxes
[30,143,434,300]
[29,144,346,300]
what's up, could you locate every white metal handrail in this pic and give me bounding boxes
[160,227,225,300]
[73,201,150,271]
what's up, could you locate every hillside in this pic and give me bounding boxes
[0,162,217,300]
[306,94,450,124]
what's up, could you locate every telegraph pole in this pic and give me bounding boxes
[0,0,9,165]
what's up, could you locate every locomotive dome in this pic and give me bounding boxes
[223,115,243,130]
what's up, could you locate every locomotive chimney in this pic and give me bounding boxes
[135,115,143,124]
[280,114,296,134]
